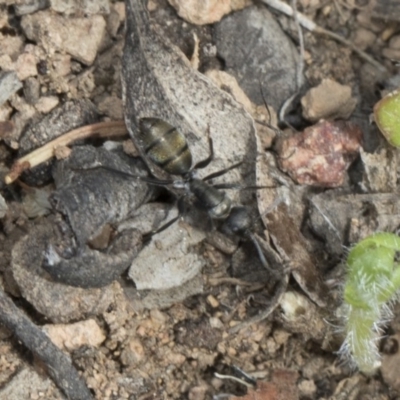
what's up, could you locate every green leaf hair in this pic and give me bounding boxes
[340,232,400,374]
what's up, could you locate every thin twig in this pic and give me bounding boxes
[292,0,304,89]
[208,276,262,287]
[278,0,305,125]
[261,0,387,73]
[5,120,128,184]
[0,288,93,399]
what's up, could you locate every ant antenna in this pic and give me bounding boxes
[256,79,282,136]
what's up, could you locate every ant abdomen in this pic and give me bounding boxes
[139,118,192,176]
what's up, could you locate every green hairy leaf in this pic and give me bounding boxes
[341,233,400,374]
[374,89,400,147]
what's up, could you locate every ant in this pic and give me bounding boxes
[134,117,274,272]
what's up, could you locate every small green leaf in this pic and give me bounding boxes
[341,232,400,374]
[374,89,400,147]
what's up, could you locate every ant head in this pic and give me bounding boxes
[222,206,252,238]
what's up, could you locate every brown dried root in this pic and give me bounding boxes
[0,288,93,399]
[5,120,128,184]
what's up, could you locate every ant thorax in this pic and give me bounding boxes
[188,179,232,220]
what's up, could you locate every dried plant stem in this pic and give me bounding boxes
[261,0,387,73]
[0,288,93,399]
[5,120,128,184]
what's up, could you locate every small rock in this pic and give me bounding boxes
[35,96,59,113]
[12,222,116,322]
[21,11,106,66]
[302,357,326,380]
[167,0,231,25]
[381,333,400,391]
[97,95,123,119]
[52,53,71,77]
[209,317,224,329]
[265,337,280,355]
[389,35,400,49]
[382,47,400,61]
[277,120,362,187]
[0,34,24,59]
[50,0,110,15]
[0,194,8,218]
[120,338,145,367]
[150,309,167,327]
[230,0,252,11]
[278,291,327,342]
[113,2,126,22]
[129,221,205,290]
[0,72,22,106]
[69,69,96,98]
[383,34,400,60]
[54,145,72,160]
[352,28,376,51]
[273,329,291,346]
[0,367,61,399]
[0,54,14,72]
[370,0,400,21]
[166,350,186,365]
[197,352,217,369]
[24,77,40,104]
[106,8,121,38]
[14,0,49,16]
[0,121,15,141]
[215,6,301,110]
[227,346,237,357]
[18,99,99,155]
[9,95,37,143]
[0,102,13,120]
[206,294,219,308]
[174,316,222,350]
[15,51,38,81]
[188,384,208,400]
[301,79,357,122]
[356,11,386,33]
[22,187,52,218]
[359,147,397,193]
[280,291,310,322]
[298,379,317,398]
[0,12,6,29]
[43,319,106,351]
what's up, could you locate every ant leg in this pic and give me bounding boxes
[212,182,275,190]
[248,234,270,272]
[143,197,186,241]
[193,126,214,170]
[194,126,246,179]
[140,176,175,186]
[203,161,244,181]
[248,233,282,277]
[142,214,179,241]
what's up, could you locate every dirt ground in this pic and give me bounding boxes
[2,0,400,399]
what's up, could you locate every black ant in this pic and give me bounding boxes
[134,117,273,272]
